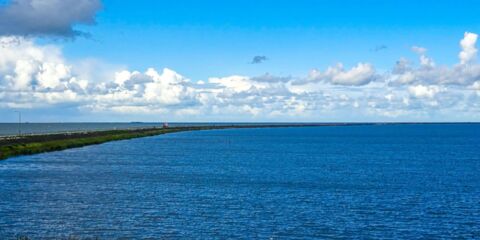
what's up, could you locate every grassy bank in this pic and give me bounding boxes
[0,126,224,160]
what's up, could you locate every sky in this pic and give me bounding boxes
[0,0,480,122]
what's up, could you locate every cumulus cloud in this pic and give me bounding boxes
[0,36,85,105]
[306,63,378,86]
[0,0,102,37]
[391,32,480,86]
[411,46,435,68]
[86,68,199,114]
[459,32,478,65]
[408,85,443,98]
[0,33,479,121]
[209,75,259,93]
[472,81,480,91]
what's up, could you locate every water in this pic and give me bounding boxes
[0,124,479,239]
[0,122,308,136]
[0,122,165,136]
[0,122,204,136]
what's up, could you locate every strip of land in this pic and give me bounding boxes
[0,123,356,160]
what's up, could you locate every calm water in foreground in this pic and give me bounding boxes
[0,124,479,239]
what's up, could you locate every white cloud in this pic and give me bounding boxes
[208,75,260,93]
[472,81,480,91]
[0,33,479,121]
[307,63,377,86]
[86,67,200,115]
[408,85,443,98]
[391,32,480,86]
[0,36,86,106]
[459,32,478,65]
[36,62,71,89]
[411,46,435,68]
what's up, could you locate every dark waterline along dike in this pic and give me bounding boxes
[0,123,357,160]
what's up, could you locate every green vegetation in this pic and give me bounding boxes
[0,126,226,160]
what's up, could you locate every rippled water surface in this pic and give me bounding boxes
[0,124,479,239]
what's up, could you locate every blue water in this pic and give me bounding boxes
[0,122,164,136]
[0,124,479,239]
[0,122,303,136]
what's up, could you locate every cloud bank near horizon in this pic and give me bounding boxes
[0,32,479,121]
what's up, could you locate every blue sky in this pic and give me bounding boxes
[60,0,479,78]
[1,0,480,122]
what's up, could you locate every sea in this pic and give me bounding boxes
[0,122,223,136]
[0,124,479,239]
[0,122,308,137]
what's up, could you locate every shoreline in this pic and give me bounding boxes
[1,122,476,161]
[0,123,353,161]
